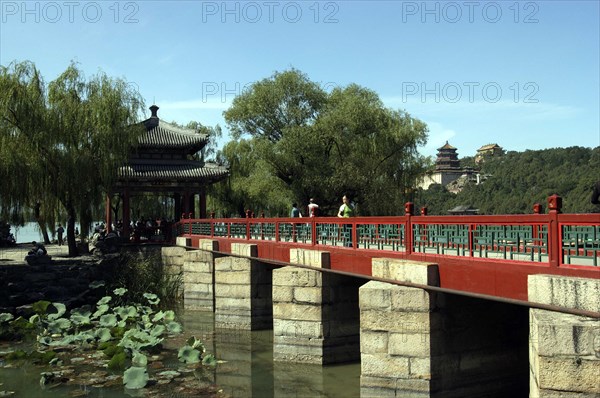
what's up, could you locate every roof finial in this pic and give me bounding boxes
[150,105,159,118]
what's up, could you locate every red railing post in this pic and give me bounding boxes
[311,218,317,246]
[405,202,414,255]
[533,203,542,214]
[420,206,428,216]
[245,209,251,240]
[547,194,562,267]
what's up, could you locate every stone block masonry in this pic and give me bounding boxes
[272,248,364,365]
[214,243,272,330]
[529,275,600,398]
[182,239,219,311]
[360,258,529,398]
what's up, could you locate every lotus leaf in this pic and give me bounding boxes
[11,317,34,331]
[143,293,160,305]
[75,331,95,342]
[0,313,14,323]
[99,314,118,327]
[70,308,92,325]
[113,288,128,296]
[47,318,71,334]
[95,328,112,342]
[29,314,40,324]
[89,280,105,289]
[93,304,110,319]
[38,336,54,346]
[119,330,160,351]
[186,336,205,351]
[117,320,126,328]
[132,352,147,367]
[152,311,165,323]
[150,324,165,337]
[47,303,66,320]
[32,301,51,315]
[70,314,91,325]
[115,306,137,320]
[163,310,176,322]
[202,354,217,367]
[97,296,112,306]
[166,321,182,334]
[123,366,149,389]
[178,345,200,364]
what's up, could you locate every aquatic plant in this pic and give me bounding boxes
[1,283,215,392]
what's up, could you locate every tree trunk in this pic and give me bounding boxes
[34,202,51,244]
[67,204,78,257]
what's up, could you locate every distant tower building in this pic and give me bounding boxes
[475,143,504,164]
[435,141,461,172]
[418,141,466,189]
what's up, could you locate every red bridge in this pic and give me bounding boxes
[173,195,599,304]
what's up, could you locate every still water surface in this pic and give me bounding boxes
[0,310,360,397]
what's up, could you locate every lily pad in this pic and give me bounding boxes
[97,296,112,306]
[99,314,118,328]
[178,346,200,364]
[113,288,128,297]
[47,303,66,321]
[0,314,14,323]
[132,352,147,367]
[123,366,148,389]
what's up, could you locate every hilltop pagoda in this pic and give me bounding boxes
[106,105,229,239]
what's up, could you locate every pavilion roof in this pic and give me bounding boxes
[438,141,456,151]
[135,105,209,153]
[118,159,228,182]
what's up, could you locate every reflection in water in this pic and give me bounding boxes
[181,310,361,398]
[0,309,359,397]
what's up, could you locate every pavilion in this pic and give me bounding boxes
[105,105,229,240]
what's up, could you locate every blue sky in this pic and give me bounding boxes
[1,0,598,158]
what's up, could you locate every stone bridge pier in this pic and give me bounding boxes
[165,242,599,398]
[359,259,529,398]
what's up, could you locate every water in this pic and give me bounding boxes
[10,222,96,244]
[0,310,360,397]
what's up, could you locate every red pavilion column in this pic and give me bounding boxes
[122,189,131,241]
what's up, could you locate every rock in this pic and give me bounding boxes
[24,255,52,266]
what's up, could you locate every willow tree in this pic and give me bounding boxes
[0,61,144,255]
[221,70,429,215]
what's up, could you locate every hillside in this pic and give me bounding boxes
[416,146,600,214]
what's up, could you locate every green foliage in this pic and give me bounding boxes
[417,146,600,214]
[214,69,428,216]
[111,252,182,309]
[0,60,145,254]
[107,351,127,371]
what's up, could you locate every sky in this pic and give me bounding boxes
[1,0,598,158]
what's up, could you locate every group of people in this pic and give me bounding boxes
[290,195,355,218]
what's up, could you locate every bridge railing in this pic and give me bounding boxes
[175,196,599,268]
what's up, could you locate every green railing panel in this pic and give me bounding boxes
[357,223,404,251]
[473,225,547,261]
[413,224,469,255]
[562,225,599,266]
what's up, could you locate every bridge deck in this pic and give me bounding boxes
[175,211,600,301]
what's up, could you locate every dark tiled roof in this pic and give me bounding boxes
[137,119,208,151]
[118,160,228,181]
